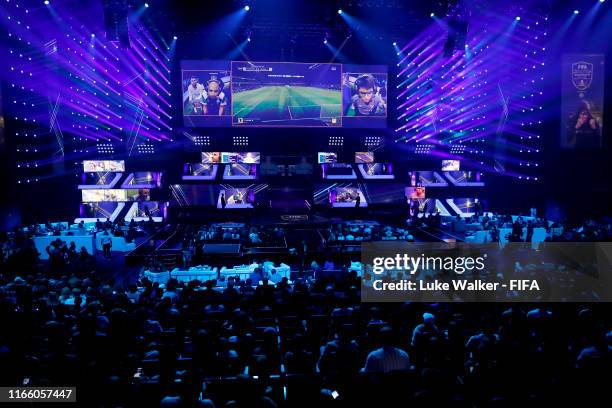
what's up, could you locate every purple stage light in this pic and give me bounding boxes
[394,6,548,181]
[5,1,176,171]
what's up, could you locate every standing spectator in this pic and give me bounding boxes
[101,232,112,259]
[268,268,282,285]
[182,241,193,268]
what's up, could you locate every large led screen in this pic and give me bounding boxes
[182,60,387,128]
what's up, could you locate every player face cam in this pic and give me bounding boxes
[207,82,221,99]
[190,77,198,87]
[358,87,375,104]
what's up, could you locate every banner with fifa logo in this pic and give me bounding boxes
[561,54,604,148]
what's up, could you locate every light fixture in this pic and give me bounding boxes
[244,5,250,11]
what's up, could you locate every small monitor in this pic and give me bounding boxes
[406,186,426,199]
[355,152,374,163]
[318,152,338,164]
[442,160,460,171]
[201,152,221,163]
[83,160,125,172]
[221,152,260,164]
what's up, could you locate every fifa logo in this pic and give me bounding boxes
[572,61,593,91]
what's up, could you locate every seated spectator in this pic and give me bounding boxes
[318,324,361,380]
[412,312,441,349]
[363,326,411,373]
[249,231,262,244]
[236,276,253,290]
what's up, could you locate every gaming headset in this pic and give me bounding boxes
[353,74,379,94]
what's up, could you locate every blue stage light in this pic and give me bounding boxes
[145,3,149,7]
[173,35,177,40]
[338,9,343,14]
[430,12,434,17]
[91,33,95,37]
[247,36,251,42]
[515,16,521,21]
[393,42,397,46]
[44,0,50,4]
[324,39,328,44]
[574,9,579,14]
[244,5,250,11]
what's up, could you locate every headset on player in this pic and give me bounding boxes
[353,74,379,95]
[205,78,224,93]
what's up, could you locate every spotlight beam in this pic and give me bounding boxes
[226,32,252,62]
[328,35,351,63]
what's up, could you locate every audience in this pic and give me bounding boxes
[327,222,414,243]
[0,213,610,406]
